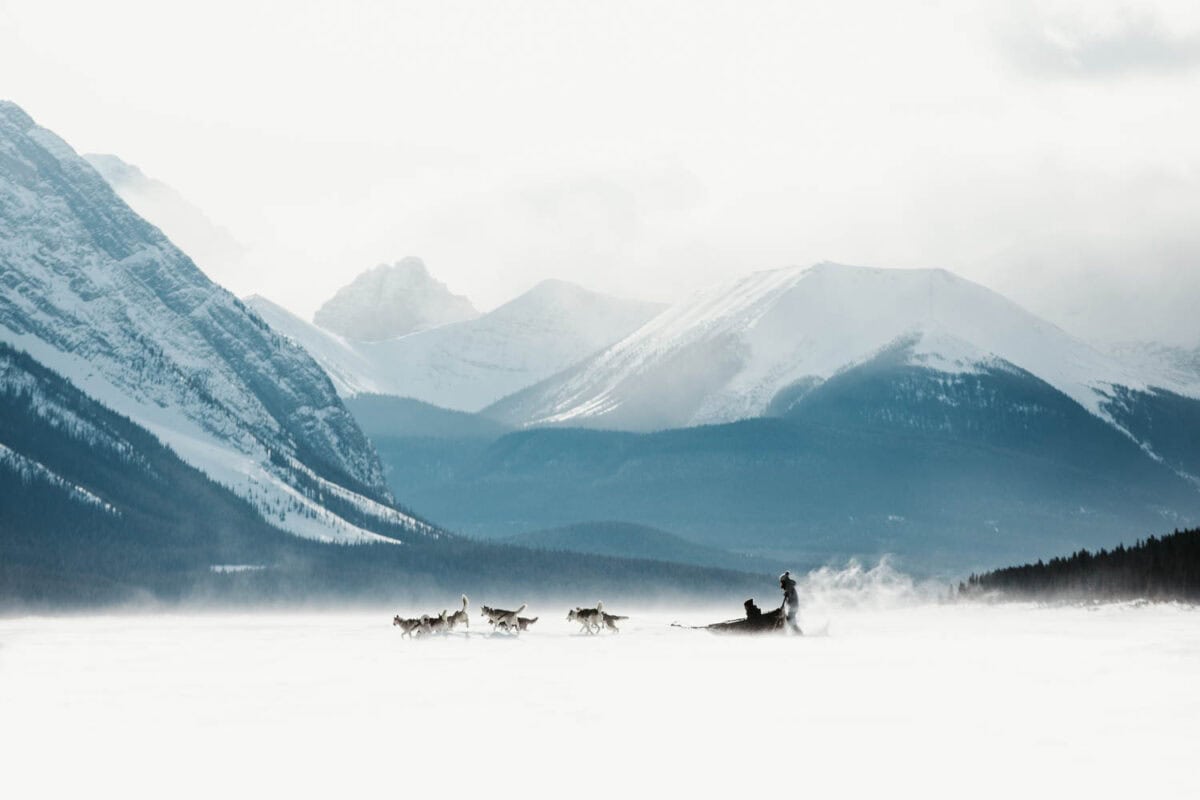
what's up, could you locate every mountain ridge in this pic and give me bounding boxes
[484,262,1199,455]
[0,99,430,544]
[247,278,665,411]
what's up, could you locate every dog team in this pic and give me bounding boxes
[392,595,627,636]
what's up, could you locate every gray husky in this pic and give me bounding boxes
[392,615,422,637]
[446,595,470,631]
[567,602,604,634]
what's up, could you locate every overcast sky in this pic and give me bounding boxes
[2,0,1199,344]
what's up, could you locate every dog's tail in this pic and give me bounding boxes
[529,617,539,623]
[596,600,604,612]
[461,594,469,612]
[515,603,527,616]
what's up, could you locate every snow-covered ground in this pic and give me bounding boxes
[2,585,1197,799]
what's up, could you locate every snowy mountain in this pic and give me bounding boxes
[83,152,246,287]
[314,258,479,342]
[0,100,433,544]
[0,341,316,601]
[489,262,1199,435]
[247,279,665,411]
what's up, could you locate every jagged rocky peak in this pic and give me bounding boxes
[314,257,479,341]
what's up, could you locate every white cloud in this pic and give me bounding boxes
[0,0,1196,344]
[1002,2,1200,79]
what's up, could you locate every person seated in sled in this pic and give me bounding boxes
[780,571,802,634]
[743,598,762,619]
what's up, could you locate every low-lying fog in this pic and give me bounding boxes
[2,562,1196,799]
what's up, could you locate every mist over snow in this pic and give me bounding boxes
[3,578,1197,799]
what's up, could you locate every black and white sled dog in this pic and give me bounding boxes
[567,602,605,634]
[446,595,470,631]
[480,603,528,632]
[392,615,423,637]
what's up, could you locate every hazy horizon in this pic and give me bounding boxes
[4,0,1200,345]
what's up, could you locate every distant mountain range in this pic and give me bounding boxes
[488,263,1200,441]
[247,278,664,411]
[342,266,1200,573]
[7,97,1199,589]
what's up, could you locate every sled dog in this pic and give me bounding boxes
[567,602,604,634]
[601,612,628,633]
[392,615,422,637]
[446,595,470,630]
[493,604,527,632]
[418,610,450,636]
[480,603,526,630]
[499,615,538,632]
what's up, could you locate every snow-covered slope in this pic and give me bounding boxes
[489,262,1198,432]
[248,279,665,411]
[246,295,384,397]
[1105,341,1200,397]
[83,153,246,287]
[0,100,433,544]
[314,258,478,342]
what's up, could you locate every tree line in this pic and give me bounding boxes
[958,527,1200,602]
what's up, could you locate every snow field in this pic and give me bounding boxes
[1,601,1197,799]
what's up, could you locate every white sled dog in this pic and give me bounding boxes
[567,602,604,634]
[481,603,528,632]
[446,595,470,631]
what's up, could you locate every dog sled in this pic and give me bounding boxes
[704,604,785,635]
[673,598,787,635]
